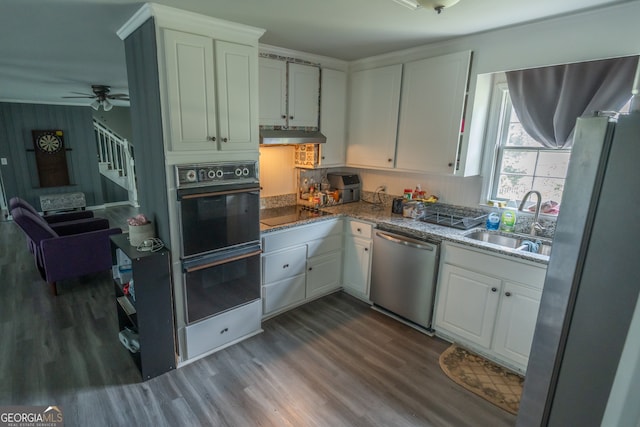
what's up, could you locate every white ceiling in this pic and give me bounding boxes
[0,0,633,107]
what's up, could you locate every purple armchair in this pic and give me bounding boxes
[9,196,94,223]
[12,206,122,295]
[9,196,105,255]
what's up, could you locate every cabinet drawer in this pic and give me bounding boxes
[347,220,373,239]
[184,299,261,359]
[262,245,307,283]
[307,234,342,258]
[263,273,306,315]
[262,219,342,252]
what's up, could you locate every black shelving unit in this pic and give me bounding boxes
[110,234,176,380]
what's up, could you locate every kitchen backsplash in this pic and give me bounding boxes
[260,188,556,238]
[260,193,297,209]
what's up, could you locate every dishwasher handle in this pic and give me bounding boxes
[375,231,435,251]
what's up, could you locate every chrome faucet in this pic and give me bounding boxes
[519,190,545,236]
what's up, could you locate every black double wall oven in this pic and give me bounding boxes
[176,162,261,325]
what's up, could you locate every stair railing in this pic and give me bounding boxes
[93,119,138,206]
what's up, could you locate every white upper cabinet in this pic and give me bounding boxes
[319,68,347,166]
[288,63,320,127]
[258,58,287,127]
[163,30,217,151]
[346,64,402,169]
[396,51,471,174]
[215,41,257,151]
[259,59,320,128]
[346,51,471,174]
[162,29,258,152]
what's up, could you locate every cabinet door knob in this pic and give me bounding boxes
[283,264,289,269]
[289,116,294,120]
[448,162,454,167]
[388,158,393,162]
[505,291,512,297]
[364,247,369,252]
[207,136,216,142]
[357,228,362,232]
[222,137,228,143]
[281,115,287,119]
[491,287,497,292]
[308,267,313,271]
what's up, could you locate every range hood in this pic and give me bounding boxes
[260,129,326,145]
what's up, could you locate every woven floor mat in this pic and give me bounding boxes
[439,344,524,415]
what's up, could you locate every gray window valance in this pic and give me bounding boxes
[506,56,639,149]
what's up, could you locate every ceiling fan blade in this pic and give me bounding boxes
[69,91,94,96]
[62,96,95,99]
[107,93,129,97]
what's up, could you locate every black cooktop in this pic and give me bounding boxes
[260,205,333,227]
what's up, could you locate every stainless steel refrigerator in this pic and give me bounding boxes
[517,112,640,426]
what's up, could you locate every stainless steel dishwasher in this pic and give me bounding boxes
[370,230,439,331]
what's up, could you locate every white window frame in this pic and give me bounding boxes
[481,75,571,208]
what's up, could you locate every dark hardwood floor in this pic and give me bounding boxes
[0,206,515,426]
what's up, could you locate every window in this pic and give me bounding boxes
[490,88,571,206]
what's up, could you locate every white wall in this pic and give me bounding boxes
[259,146,297,196]
[348,1,640,208]
[93,106,133,142]
[354,167,482,206]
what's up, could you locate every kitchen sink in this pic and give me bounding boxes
[463,229,553,256]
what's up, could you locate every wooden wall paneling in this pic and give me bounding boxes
[124,18,171,246]
[0,102,104,208]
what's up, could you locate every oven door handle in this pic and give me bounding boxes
[180,187,261,200]
[184,249,262,273]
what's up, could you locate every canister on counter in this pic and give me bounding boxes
[403,201,418,218]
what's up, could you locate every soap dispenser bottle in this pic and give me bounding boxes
[486,201,503,230]
[500,200,518,232]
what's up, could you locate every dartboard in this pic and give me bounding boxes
[36,133,63,154]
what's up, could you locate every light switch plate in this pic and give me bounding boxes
[0,158,7,165]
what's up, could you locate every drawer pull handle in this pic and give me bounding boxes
[357,228,362,232]
[491,287,497,292]
[505,291,512,297]
[283,264,289,269]
[220,327,229,334]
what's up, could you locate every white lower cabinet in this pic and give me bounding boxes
[492,281,542,368]
[436,264,501,348]
[307,251,343,299]
[342,220,373,301]
[434,242,546,373]
[261,219,343,317]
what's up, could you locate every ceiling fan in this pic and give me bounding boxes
[63,84,129,111]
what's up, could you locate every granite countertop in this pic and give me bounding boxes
[260,201,550,265]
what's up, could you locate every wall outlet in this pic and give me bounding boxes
[0,158,7,165]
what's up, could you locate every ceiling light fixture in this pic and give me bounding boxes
[90,98,113,111]
[392,0,461,13]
